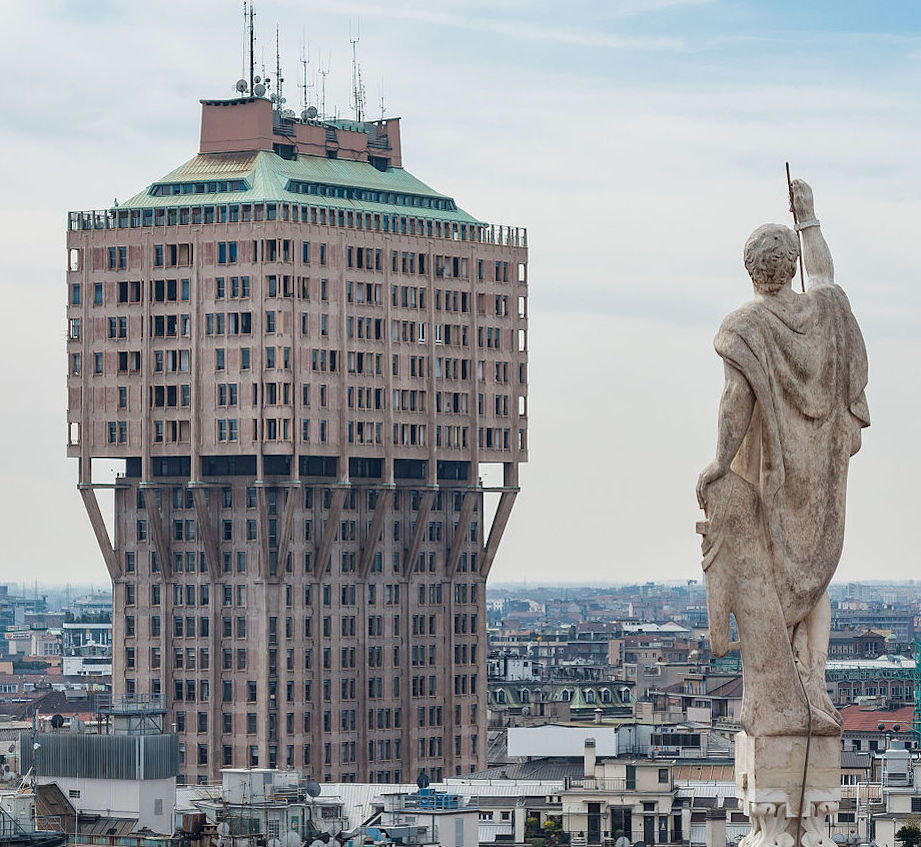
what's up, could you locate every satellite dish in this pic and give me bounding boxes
[269,839,281,847]
[51,714,65,729]
[254,75,262,84]
[616,838,630,847]
[307,106,318,119]
[416,772,430,790]
[218,823,230,837]
[310,840,325,847]
[254,83,266,97]
[893,724,901,732]
[236,79,249,93]
[306,780,321,798]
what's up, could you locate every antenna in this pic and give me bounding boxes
[349,20,366,121]
[378,77,386,122]
[299,29,315,119]
[273,25,285,111]
[318,51,330,120]
[248,2,256,95]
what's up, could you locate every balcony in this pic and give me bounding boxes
[563,778,628,792]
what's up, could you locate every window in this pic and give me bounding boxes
[218,241,238,264]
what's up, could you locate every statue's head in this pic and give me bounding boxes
[743,224,799,294]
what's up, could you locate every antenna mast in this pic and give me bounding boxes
[350,21,366,122]
[319,52,330,121]
[274,26,284,111]
[299,30,315,117]
[248,2,255,95]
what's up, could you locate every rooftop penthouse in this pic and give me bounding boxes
[68,96,526,248]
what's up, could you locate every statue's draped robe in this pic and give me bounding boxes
[714,283,870,627]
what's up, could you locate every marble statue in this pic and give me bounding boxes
[696,179,869,847]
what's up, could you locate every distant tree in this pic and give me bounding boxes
[896,816,921,847]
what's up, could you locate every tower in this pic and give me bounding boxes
[65,93,528,784]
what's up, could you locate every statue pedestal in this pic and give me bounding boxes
[736,732,840,847]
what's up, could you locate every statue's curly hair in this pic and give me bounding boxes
[743,224,799,294]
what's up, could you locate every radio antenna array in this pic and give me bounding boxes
[350,21,366,122]
[273,26,285,111]
[247,2,255,95]
[299,30,314,116]
[318,52,330,121]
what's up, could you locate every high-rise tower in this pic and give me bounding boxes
[65,94,528,784]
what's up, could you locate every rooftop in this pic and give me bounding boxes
[117,149,480,224]
[839,704,915,733]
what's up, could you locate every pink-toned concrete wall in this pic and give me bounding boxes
[199,98,402,167]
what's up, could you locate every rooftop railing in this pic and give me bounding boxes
[67,206,527,248]
[386,791,478,812]
[563,777,628,792]
[105,693,166,713]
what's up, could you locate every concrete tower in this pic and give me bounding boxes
[65,95,528,784]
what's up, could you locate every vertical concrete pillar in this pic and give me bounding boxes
[705,809,726,847]
[583,738,597,788]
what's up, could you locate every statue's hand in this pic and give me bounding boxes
[696,461,728,511]
[790,178,816,221]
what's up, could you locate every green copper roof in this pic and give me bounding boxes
[118,150,480,224]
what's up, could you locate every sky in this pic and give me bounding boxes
[0,0,919,587]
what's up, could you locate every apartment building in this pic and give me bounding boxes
[65,94,528,783]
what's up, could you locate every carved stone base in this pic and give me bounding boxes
[736,732,841,847]
[739,801,840,847]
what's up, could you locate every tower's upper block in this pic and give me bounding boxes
[65,97,528,486]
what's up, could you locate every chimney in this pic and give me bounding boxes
[594,707,603,724]
[704,809,726,847]
[583,738,597,784]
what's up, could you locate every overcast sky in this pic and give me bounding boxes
[1,1,919,587]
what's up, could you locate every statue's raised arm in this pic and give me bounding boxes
[791,178,834,287]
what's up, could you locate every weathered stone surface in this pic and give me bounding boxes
[736,733,841,847]
[697,179,869,739]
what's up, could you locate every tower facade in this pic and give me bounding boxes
[65,96,528,784]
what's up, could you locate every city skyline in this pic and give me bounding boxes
[2,1,921,584]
